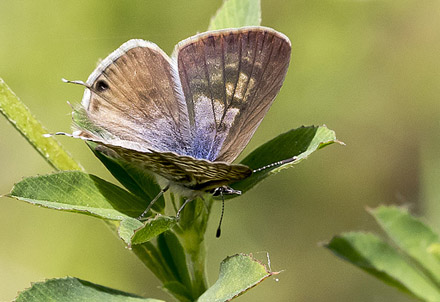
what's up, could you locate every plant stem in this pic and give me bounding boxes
[175,197,212,299]
[0,78,83,171]
[184,229,208,298]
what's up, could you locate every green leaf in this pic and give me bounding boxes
[15,277,163,302]
[131,216,177,245]
[197,254,275,302]
[132,242,178,284]
[0,78,83,171]
[89,142,165,213]
[8,171,146,220]
[118,215,177,246]
[371,205,440,286]
[118,218,145,245]
[208,0,261,30]
[157,232,192,290]
[232,126,339,195]
[326,232,440,302]
[162,281,192,302]
[428,243,440,262]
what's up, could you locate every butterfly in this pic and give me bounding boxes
[59,26,291,229]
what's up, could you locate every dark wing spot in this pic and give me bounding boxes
[207,123,216,131]
[149,88,159,99]
[91,101,100,113]
[217,122,227,132]
[138,92,151,103]
[96,80,109,92]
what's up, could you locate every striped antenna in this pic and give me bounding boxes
[252,156,298,173]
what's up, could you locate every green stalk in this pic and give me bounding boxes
[175,198,213,299]
[0,78,83,171]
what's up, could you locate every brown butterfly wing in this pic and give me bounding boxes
[71,29,290,192]
[92,142,251,191]
[81,39,191,155]
[72,38,252,193]
[176,27,291,163]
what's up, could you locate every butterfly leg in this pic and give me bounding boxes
[176,198,194,219]
[138,184,170,220]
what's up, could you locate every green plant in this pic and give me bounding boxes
[326,205,440,302]
[1,0,339,301]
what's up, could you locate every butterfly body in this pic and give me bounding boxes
[64,26,291,213]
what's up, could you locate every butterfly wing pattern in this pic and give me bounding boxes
[77,39,191,155]
[177,27,291,163]
[69,26,291,201]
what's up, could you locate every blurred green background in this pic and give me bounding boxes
[1,0,439,301]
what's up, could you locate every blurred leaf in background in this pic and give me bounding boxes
[1,0,439,301]
[327,206,440,301]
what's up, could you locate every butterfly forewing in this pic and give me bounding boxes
[176,27,291,163]
[82,40,191,155]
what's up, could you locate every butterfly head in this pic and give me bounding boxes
[211,186,241,197]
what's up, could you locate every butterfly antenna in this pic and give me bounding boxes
[138,185,169,220]
[216,191,225,238]
[62,78,92,89]
[252,156,298,173]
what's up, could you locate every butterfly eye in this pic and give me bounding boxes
[96,80,109,92]
[211,187,222,196]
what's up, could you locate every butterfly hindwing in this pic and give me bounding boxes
[92,142,251,190]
